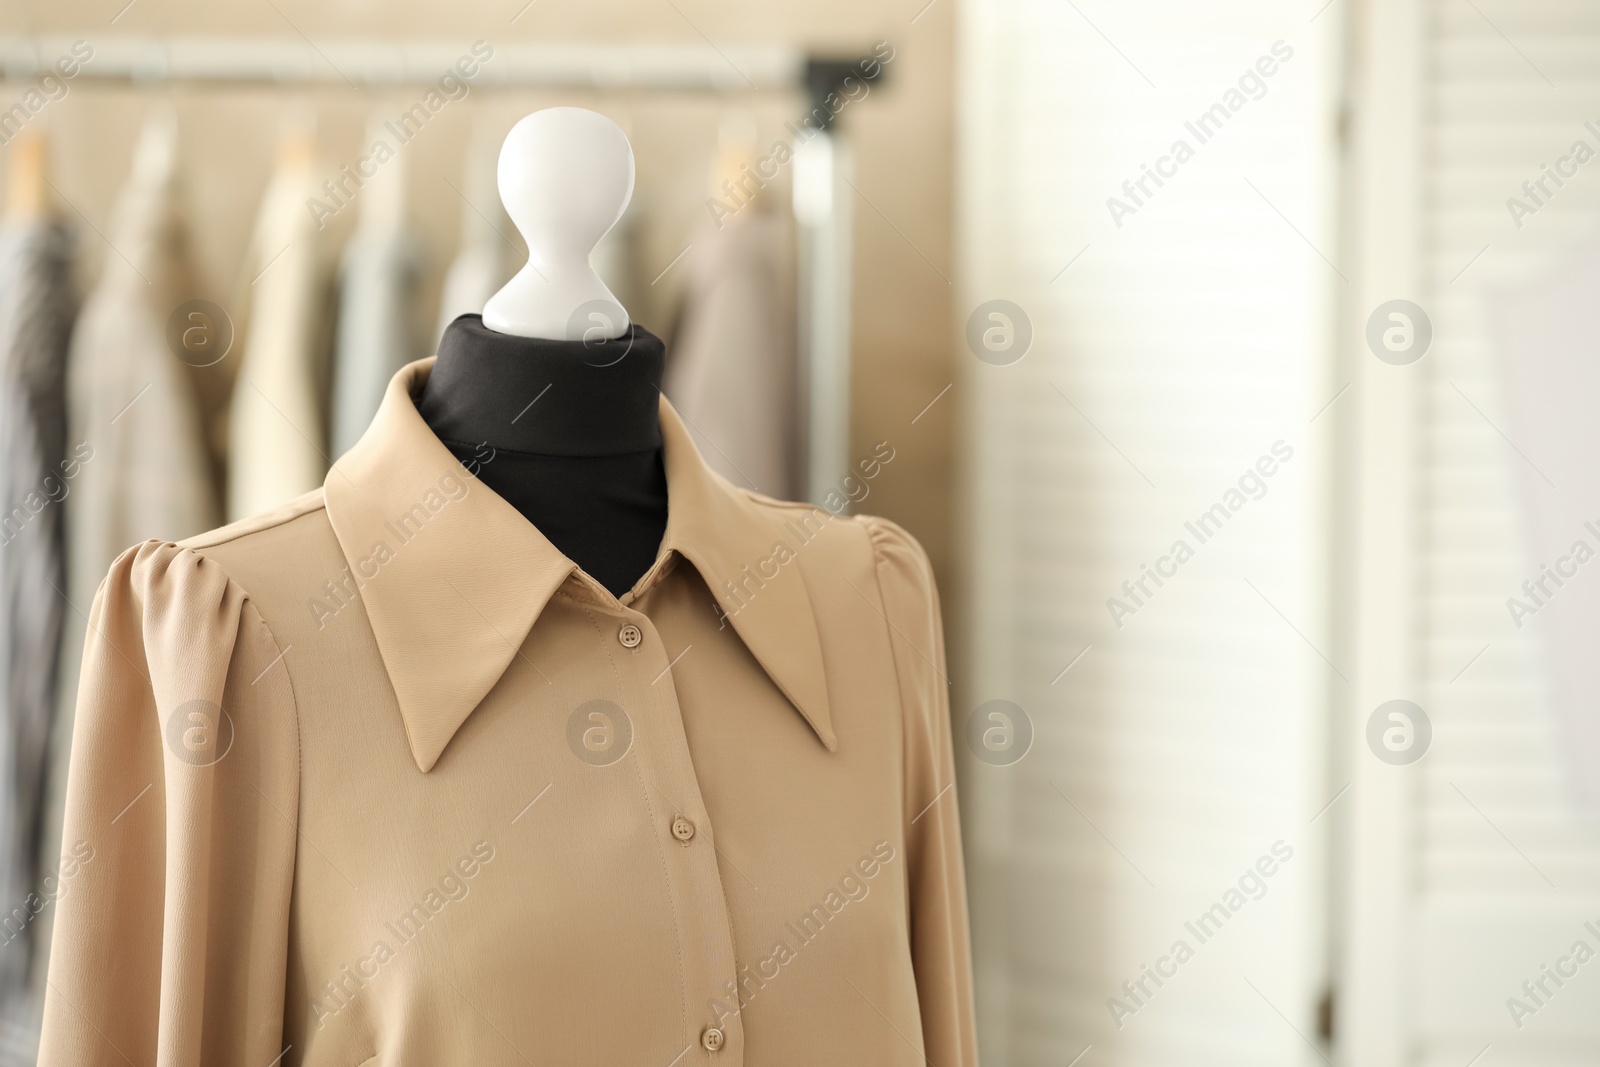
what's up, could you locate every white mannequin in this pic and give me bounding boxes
[481,107,635,342]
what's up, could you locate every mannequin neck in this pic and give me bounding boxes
[415,314,669,598]
[419,313,662,457]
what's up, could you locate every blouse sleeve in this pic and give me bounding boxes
[863,516,979,1067]
[38,540,300,1066]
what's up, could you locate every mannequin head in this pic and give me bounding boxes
[482,107,635,341]
[498,107,634,259]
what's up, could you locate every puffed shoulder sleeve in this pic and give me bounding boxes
[862,516,978,1067]
[39,541,300,1066]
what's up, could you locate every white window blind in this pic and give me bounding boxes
[957,2,1338,1064]
[1406,1,1600,1064]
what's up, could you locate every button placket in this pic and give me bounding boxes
[610,609,741,1065]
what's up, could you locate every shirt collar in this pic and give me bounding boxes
[324,357,835,773]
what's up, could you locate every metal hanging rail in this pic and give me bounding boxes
[0,32,888,508]
[0,37,809,91]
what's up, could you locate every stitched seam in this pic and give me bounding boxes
[182,495,328,550]
[578,603,692,1049]
[861,517,916,930]
[235,594,309,1046]
[552,586,613,608]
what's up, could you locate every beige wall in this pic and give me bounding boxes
[0,0,956,587]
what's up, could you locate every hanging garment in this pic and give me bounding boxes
[36,110,219,1014]
[331,228,422,457]
[591,196,645,328]
[330,143,423,459]
[227,133,328,521]
[433,143,511,344]
[39,357,977,1067]
[663,212,799,500]
[0,213,74,1064]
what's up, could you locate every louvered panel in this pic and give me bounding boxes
[958,2,1334,1064]
[1413,0,1600,1060]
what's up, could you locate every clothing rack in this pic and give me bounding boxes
[0,33,884,506]
[0,37,807,91]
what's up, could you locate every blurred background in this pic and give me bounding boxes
[1,0,1598,1065]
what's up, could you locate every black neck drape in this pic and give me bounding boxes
[416,313,669,598]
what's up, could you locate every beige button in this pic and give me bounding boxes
[701,1027,725,1052]
[671,816,696,842]
[618,624,642,648]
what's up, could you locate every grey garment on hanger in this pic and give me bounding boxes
[332,225,424,458]
[0,219,74,1065]
[663,213,798,499]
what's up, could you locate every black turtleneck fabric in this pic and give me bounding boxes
[416,314,669,598]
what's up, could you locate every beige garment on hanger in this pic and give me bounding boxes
[227,133,328,521]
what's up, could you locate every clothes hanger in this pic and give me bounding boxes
[278,100,318,173]
[480,107,634,342]
[710,108,761,214]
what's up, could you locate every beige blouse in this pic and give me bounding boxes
[39,359,976,1067]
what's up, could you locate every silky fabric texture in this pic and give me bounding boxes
[417,315,668,597]
[40,358,977,1067]
[39,111,219,1036]
[0,216,74,1064]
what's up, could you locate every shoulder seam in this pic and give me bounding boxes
[182,491,328,551]
[858,513,918,834]
[857,513,918,565]
[734,486,863,521]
